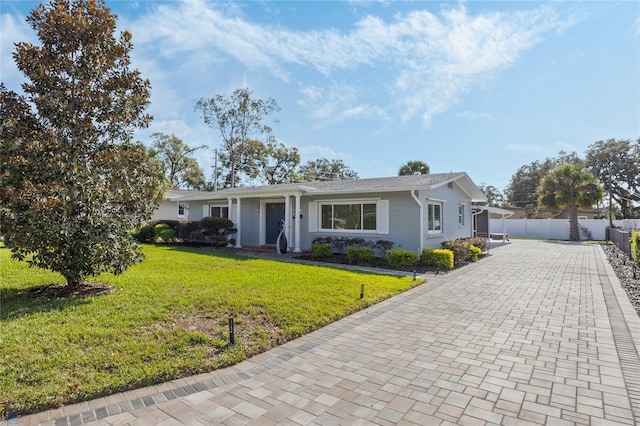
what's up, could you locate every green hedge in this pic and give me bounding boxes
[632,231,640,267]
[387,248,418,268]
[422,248,454,270]
[347,246,374,264]
[311,243,333,259]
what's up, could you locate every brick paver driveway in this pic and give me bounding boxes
[11,240,640,425]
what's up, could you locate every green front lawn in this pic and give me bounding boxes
[0,245,422,418]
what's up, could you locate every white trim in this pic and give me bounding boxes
[313,197,381,203]
[376,200,389,235]
[426,197,447,203]
[316,200,384,234]
[177,202,188,219]
[426,200,443,234]
[308,202,318,232]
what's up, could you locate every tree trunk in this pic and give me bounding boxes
[63,272,83,288]
[568,205,580,241]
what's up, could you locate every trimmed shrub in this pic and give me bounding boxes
[199,217,234,234]
[133,224,155,242]
[154,223,171,242]
[190,231,206,242]
[441,240,471,265]
[422,248,454,270]
[155,228,176,243]
[469,245,482,262]
[632,231,640,267]
[441,237,486,266]
[387,248,418,268]
[310,236,395,257]
[346,246,374,264]
[311,243,333,259]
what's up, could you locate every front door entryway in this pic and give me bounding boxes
[265,203,286,245]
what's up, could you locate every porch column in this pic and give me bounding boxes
[294,193,301,252]
[284,195,291,249]
[235,197,242,248]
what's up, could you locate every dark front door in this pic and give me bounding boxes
[265,203,286,244]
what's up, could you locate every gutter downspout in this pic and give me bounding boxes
[411,190,423,254]
[471,208,483,238]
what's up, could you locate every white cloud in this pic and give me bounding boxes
[454,111,495,121]
[505,141,577,155]
[4,0,580,132]
[298,145,353,163]
[129,2,576,128]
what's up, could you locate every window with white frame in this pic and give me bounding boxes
[210,205,229,218]
[320,202,377,231]
[308,200,388,234]
[427,201,442,233]
[458,204,465,226]
[177,202,187,218]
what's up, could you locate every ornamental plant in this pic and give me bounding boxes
[346,247,374,264]
[387,249,419,268]
[0,0,165,288]
[422,249,454,270]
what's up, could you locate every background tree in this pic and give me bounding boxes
[258,138,301,184]
[537,164,604,241]
[298,158,359,181]
[478,184,505,207]
[0,0,164,288]
[150,133,206,189]
[398,160,429,175]
[195,88,280,188]
[215,139,265,188]
[585,138,640,219]
[505,151,581,207]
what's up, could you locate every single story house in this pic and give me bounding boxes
[152,173,491,253]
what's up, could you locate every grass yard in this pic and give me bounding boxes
[0,244,422,418]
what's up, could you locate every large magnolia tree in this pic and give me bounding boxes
[537,165,604,241]
[0,0,165,288]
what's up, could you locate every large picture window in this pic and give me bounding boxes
[320,202,377,231]
[427,202,442,233]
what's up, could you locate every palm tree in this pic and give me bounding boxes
[398,160,429,176]
[538,164,604,241]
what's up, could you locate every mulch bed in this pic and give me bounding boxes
[294,253,468,274]
[604,243,640,317]
[29,281,114,299]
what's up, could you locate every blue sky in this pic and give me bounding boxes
[2,0,639,191]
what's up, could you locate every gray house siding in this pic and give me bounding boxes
[420,182,474,249]
[299,191,421,253]
[151,173,488,252]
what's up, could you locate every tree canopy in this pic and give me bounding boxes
[585,138,640,218]
[505,151,581,207]
[0,0,164,288]
[150,133,206,189]
[298,158,359,181]
[538,164,604,241]
[195,88,280,188]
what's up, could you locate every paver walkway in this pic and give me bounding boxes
[7,240,640,425]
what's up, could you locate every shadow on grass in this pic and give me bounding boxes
[1,284,94,321]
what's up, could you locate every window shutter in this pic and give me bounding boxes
[203,205,209,218]
[308,202,318,232]
[377,200,389,234]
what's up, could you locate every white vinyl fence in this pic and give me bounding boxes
[488,218,640,241]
